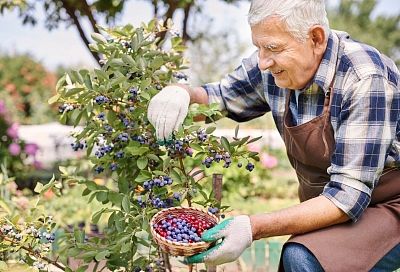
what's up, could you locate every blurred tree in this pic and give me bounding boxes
[328,0,400,65]
[0,54,58,124]
[0,0,243,63]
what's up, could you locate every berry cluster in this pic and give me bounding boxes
[95,144,113,158]
[94,95,110,105]
[154,214,215,243]
[143,176,173,191]
[137,195,176,209]
[208,207,219,214]
[97,112,106,121]
[173,72,188,83]
[128,87,139,102]
[245,162,255,172]
[166,139,193,159]
[71,141,86,151]
[202,152,231,168]
[58,103,75,113]
[197,129,208,142]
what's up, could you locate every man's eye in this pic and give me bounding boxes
[264,45,280,52]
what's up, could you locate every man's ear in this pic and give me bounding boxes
[309,25,326,54]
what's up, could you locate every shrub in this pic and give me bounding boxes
[0,54,58,124]
[47,20,261,271]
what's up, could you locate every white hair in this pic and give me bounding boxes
[248,0,330,42]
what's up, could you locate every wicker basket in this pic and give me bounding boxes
[150,207,219,256]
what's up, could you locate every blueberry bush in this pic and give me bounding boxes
[48,20,260,271]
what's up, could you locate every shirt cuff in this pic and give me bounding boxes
[322,181,371,222]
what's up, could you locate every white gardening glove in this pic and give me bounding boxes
[184,215,253,266]
[147,86,190,140]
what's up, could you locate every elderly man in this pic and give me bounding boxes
[147,0,400,271]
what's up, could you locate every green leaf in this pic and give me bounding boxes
[92,209,104,224]
[108,192,122,205]
[48,93,60,104]
[150,56,163,69]
[122,54,136,66]
[64,87,85,97]
[247,136,263,144]
[190,143,203,151]
[126,146,148,156]
[146,154,160,161]
[108,58,125,67]
[221,136,231,153]
[137,157,148,169]
[91,32,107,43]
[95,250,110,261]
[136,171,152,183]
[96,191,108,202]
[122,195,130,212]
[205,126,216,134]
[76,266,89,272]
[0,200,11,214]
[94,69,108,80]
[140,78,152,90]
[169,168,182,184]
[74,229,85,243]
[235,125,240,138]
[152,170,166,176]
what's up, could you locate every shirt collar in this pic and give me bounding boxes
[310,30,340,94]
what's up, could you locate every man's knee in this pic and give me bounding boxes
[282,243,323,272]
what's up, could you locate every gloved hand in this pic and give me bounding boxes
[147,85,190,140]
[184,215,253,266]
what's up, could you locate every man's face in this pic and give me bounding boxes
[251,17,323,90]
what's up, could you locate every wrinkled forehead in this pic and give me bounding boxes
[250,16,294,44]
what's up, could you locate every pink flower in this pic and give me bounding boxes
[33,160,43,170]
[8,143,21,156]
[6,123,19,139]
[24,143,39,156]
[15,196,30,210]
[247,143,261,153]
[261,153,278,169]
[0,100,5,115]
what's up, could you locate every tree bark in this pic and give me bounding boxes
[78,0,101,34]
[60,0,101,63]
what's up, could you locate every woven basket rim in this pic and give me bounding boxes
[150,206,219,247]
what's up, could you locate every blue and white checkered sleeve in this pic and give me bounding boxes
[323,75,399,221]
[202,51,270,122]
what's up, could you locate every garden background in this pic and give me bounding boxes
[0,0,399,271]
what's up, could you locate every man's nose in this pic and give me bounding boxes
[258,52,275,71]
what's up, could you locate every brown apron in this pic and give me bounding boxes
[278,84,400,271]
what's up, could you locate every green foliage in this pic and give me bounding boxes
[0,172,63,271]
[329,0,400,65]
[0,54,58,124]
[49,20,260,271]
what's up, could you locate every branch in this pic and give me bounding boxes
[79,0,100,34]
[156,0,178,42]
[60,0,101,63]
[181,2,193,43]
[1,235,66,271]
[152,0,159,18]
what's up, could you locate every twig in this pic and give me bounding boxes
[1,235,66,270]
[178,157,191,207]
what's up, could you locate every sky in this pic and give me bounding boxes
[0,0,399,71]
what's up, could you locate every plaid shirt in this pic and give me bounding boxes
[203,30,400,222]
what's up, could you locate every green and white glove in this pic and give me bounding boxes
[147,85,190,140]
[184,215,253,266]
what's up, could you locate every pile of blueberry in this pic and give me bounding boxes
[165,139,193,159]
[153,214,215,243]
